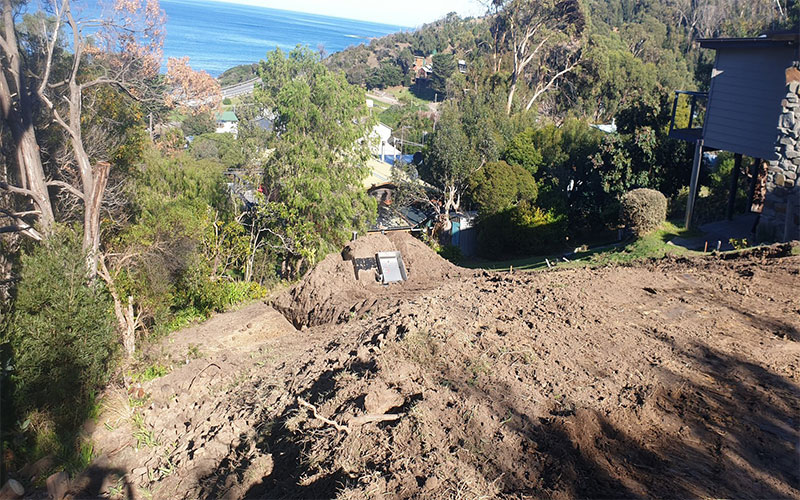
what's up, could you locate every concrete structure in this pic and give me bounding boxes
[670,31,800,241]
[370,122,402,161]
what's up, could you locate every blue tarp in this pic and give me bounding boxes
[382,154,416,166]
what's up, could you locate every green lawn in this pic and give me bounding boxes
[461,222,702,272]
[387,86,434,106]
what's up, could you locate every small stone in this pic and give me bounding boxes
[790,81,800,93]
[0,479,24,499]
[780,136,795,145]
[786,179,796,187]
[777,173,786,186]
[786,171,797,180]
[788,93,799,102]
[131,467,147,477]
[46,471,69,500]
[785,148,799,159]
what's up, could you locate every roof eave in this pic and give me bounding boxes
[697,37,797,49]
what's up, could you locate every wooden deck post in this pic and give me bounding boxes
[726,153,742,220]
[685,139,704,229]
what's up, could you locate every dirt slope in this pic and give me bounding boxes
[272,232,461,329]
[75,244,799,500]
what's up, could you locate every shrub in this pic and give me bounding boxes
[468,161,537,215]
[620,188,668,236]
[222,97,232,105]
[182,112,216,136]
[476,202,568,258]
[2,227,117,463]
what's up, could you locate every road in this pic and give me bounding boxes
[221,78,260,99]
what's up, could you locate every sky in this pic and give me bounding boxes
[212,0,486,27]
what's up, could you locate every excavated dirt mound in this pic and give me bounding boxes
[73,247,799,500]
[272,232,461,329]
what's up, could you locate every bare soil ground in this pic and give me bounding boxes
[73,238,799,499]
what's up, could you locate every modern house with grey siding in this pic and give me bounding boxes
[670,30,800,241]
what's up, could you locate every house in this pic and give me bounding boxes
[215,110,239,137]
[458,59,467,74]
[412,55,433,80]
[370,122,402,161]
[669,30,799,241]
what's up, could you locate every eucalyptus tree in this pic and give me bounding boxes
[254,47,376,277]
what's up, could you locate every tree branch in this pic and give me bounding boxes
[47,179,85,201]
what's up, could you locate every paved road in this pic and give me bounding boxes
[221,78,260,99]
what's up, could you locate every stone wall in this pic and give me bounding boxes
[764,80,800,242]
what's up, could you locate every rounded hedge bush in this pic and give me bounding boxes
[620,188,667,236]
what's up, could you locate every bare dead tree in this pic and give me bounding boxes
[34,0,165,278]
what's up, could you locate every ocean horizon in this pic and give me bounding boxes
[158,0,408,76]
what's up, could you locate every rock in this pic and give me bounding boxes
[0,479,24,499]
[46,471,69,500]
[364,387,404,414]
[131,467,147,477]
[18,454,54,479]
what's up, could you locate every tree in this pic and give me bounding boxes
[493,0,586,114]
[468,160,538,214]
[431,53,456,96]
[31,0,166,278]
[504,128,543,175]
[165,56,222,113]
[254,47,376,277]
[0,0,54,239]
[422,103,485,225]
[182,112,216,136]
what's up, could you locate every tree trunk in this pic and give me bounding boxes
[99,256,138,358]
[506,79,518,115]
[83,161,110,278]
[0,0,55,231]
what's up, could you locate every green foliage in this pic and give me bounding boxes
[108,148,260,333]
[217,63,259,87]
[620,188,668,236]
[130,363,170,383]
[255,47,376,276]
[477,202,568,258]
[182,112,216,137]
[468,161,538,214]
[189,132,246,168]
[2,227,116,465]
[430,53,456,95]
[366,60,404,90]
[437,244,463,263]
[222,97,232,105]
[504,128,543,175]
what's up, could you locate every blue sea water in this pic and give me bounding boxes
[158,0,407,76]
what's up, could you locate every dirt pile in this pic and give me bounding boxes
[75,248,799,500]
[272,232,460,329]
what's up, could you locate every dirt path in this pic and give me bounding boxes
[76,247,800,499]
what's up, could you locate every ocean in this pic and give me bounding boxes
[158,0,407,76]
